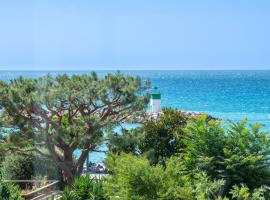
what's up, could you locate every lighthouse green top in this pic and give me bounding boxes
[151,93,161,99]
[150,87,161,99]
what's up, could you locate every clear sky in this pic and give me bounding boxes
[1,0,270,71]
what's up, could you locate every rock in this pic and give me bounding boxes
[127,110,217,123]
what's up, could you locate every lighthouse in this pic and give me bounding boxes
[150,87,161,112]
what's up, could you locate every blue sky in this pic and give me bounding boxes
[1,0,270,70]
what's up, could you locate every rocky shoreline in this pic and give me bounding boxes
[128,110,217,123]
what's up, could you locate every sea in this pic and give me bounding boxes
[1,70,270,162]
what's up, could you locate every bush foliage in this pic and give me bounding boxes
[61,175,107,200]
[106,108,270,198]
[108,108,188,165]
[1,154,33,181]
[104,153,226,200]
[0,179,23,200]
[184,116,270,194]
[1,153,61,182]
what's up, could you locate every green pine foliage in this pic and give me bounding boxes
[0,71,150,184]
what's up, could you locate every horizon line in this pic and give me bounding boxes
[1,69,270,72]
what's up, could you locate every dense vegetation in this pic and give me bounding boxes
[183,116,270,194]
[0,72,270,199]
[0,179,22,200]
[104,109,270,199]
[0,71,149,185]
[1,153,60,181]
[108,109,188,165]
[61,109,270,199]
[104,154,269,199]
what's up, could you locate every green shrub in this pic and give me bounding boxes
[0,134,7,167]
[106,113,270,199]
[1,153,62,191]
[105,153,270,199]
[61,175,107,200]
[1,153,60,180]
[108,108,189,165]
[33,155,61,180]
[105,153,165,200]
[0,179,23,200]
[139,108,188,165]
[230,184,269,200]
[0,143,6,167]
[104,153,225,200]
[1,154,33,181]
[107,128,142,155]
[184,116,270,195]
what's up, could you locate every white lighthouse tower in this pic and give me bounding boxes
[150,87,161,113]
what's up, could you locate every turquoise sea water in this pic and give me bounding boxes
[1,70,270,125]
[1,70,270,162]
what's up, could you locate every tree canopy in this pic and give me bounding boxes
[0,71,150,184]
[108,108,188,165]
